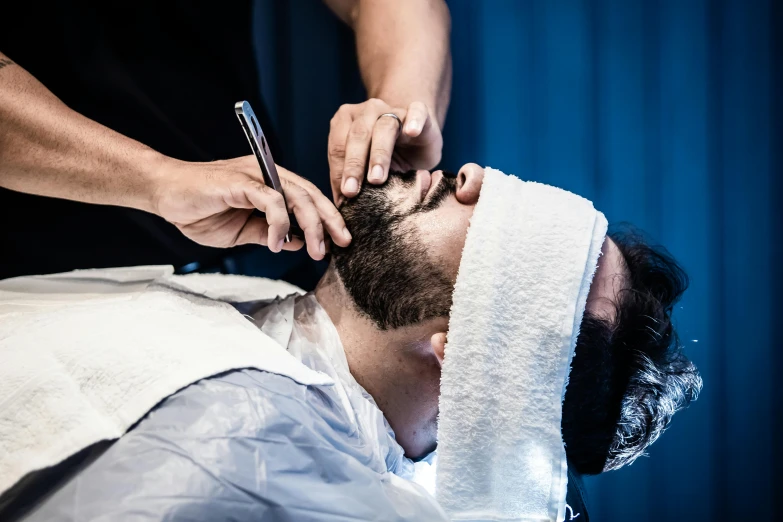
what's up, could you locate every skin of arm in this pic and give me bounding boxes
[0,52,350,258]
[327,0,452,125]
[323,0,452,199]
[0,53,164,213]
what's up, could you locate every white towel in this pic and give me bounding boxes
[0,266,332,497]
[436,168,608,521]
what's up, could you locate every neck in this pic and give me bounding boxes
[314,267,443,458]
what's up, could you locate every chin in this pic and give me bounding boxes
[400,421,438,460]
[403,441,438,461]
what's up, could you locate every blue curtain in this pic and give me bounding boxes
[256,1,781,519]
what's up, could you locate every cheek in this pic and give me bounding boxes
[414,202,474,281]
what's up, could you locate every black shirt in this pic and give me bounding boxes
[0,1,279,279]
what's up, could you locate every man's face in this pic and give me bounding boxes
[331,163,627,458]
[333,164,485,330]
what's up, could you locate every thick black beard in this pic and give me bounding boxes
[332,171,457,330]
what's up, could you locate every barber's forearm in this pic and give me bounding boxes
[350,0,452,126]
[0,52,164,214]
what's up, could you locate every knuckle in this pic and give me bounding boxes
[298,178,319,194]
[305,218,324,231]
[329,143,346,159]
[325,206,343,222]
[371,145,391,159]
[313,189,336,207]
[266,206,289,225]
[262,186,284,205]
[288,190,311,210]
[300,176,317,190]
[291,183,309,195]
[349,124,369,140]
[343,157,366,172]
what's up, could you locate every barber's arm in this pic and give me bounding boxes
[324,0,452,201]
[0,53,350,260]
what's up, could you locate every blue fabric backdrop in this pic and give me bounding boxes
[254,1,782,519]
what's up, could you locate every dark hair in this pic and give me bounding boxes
[561,226,702,475]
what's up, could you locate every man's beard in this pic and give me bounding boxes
[332,171,458,330]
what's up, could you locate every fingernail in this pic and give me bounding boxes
[276,238,284,252]
[342,227,352,240]
[319,241,325,256]
[406,120,420,133]
[344,178,359,194]
[369,165,384,182]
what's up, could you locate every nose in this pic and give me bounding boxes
[455,163,484,205]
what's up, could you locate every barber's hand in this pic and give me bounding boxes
[153,156,351,260]
[328,98,443,202]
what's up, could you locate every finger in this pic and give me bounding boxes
[328,106,353,204]
[242,181,290,252]
[234,216,304,250]
[300,182,352,248]
[275,165,352,248]
[233,215,269,246]
[340,119,373,197]
[341,99,388,198]
[403,101,430,138]
[280,236,305,251]
[285,184,326,260]
[367,112,404,185]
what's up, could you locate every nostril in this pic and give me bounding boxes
[458,171,467,189]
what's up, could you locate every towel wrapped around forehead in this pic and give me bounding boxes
[436,168,608,521]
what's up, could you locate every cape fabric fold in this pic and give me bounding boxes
[0,267,329,497]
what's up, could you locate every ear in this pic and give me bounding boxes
[430,332,447,365]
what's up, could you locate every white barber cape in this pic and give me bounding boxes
[0,266,445,521]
